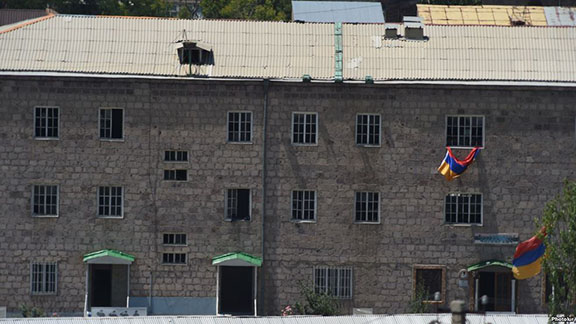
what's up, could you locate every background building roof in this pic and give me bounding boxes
[292,1,385,23]
[0,9,50,26]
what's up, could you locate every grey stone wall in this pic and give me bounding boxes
[0,76,574,316]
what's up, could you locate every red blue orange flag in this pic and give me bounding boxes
[437,147,480,181]
[512,227,546,280]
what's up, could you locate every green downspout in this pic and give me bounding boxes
[334,22,343,83]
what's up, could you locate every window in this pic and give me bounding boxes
[98,186,123,218]
[99,108,123,140]
[292,112,317,145]
[30,262,57,295]
[544,272,567,304]
[314,267,352,299]
[413,265,446,303]
[162,253,186,265]
[356,114,380,146]
[446,116,484,148]
[355,192,380,223]
[292,190,316,221]
[226,189,250,221]
[163,233,187,245]
[228,112,252,143]
[164,169,187,181]
[177,42,211,65]
[34,107,59,139]
[445,193,482,224]
[164,150,188,162]
[32,185,58,217]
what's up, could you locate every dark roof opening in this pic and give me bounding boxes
[177,41,213,65]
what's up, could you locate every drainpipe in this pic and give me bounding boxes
[259,79,270,315]
[334,22,343,83]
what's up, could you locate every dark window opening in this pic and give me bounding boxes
[178,42,212,65]
[164,150,188,162]
[227,189,250,220]
[415,268,443,302]
[164,169,187,181]
[162,253,186,264]
[163,233,187,245]
[100,108,123,140]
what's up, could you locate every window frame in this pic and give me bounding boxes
[161,253,187,265]
[227,111,253,144]
[97,186,124,219]
[444,193,483,226]
[225,188,252,221]
[34,106,60,140]
[445,115,485,149]
[30,262,58,295]
[412,264,447,304]
[163,233,188,246]
[291,112,318,146]
[291,190,317,223]
[99,107,125,141]
[164,150,189,163]
[355,113,381,147]
[31,185,59,218]
[163,169,188,182]
[313,266,353,299]
[354,191,381,224]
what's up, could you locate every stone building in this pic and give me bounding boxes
[0,15,575,317]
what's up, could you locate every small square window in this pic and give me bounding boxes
[100,108,123,140]
[292,112,317,145]
[314,267,353,299]
[446,116,484,148]
[226,189,250,221]
[32,185,58,217]
[163,233,187,245]
[445,193,482,225]
[164,169,187,181]
[355,192,380,223]
[162,253,186,265]
[356,114,380,146]
[164,150,188,162]
[34,107,59,139]
[30,262,57,295]
[292,190,316,221]
[98,186,123,218]
[413,265,446,303]
[228,111,252,143]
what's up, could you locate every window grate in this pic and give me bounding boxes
[31,262,57,294]
[162,253,186,264]
[314,267,352,299]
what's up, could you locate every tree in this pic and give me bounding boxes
[537,180,576,317]
[200,0,291,21]
[0,0,170,16]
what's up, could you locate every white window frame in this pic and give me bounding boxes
[163,233,188,246]
[227,111,253,144]
[163,169,188,181]
[34,106,60,140]
[225,188,252,221]
[97,186,124,219]
[444,193,483,226]
[355,113,381,147]
[354,191,381,224]
[30,262,57,295]
[313,266,353,299]
[32,185,59,218]
[99,107,124,141]
[291,112,318,145]
[161,253,187,265]
[164,150,189,163]
[445,115,485,149]
[291,190,317,223]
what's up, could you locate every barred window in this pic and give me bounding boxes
[292,190,316,221]
[356,114,380,146]
[163,233,187,245]
[100,108,123,140]
[414,266,445,302]
[164,150,188,162]
[98,186,123,218]
[31,262,57,294]
[355,192,380,223]
[445,193,482,224]
[226,189,251,221]
[164,169,187,181]
[292,112,317,145]
[446,116,484,148]
[314,267,352,299]
[34,107,59,139]
[228,112,252,143]
[33,185,58,217]
[162,253,186,265]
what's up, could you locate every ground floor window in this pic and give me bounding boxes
[314,266,352,299]
[31,262,57,295]
[413,265,446,303]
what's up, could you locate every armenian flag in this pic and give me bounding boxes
[437,147,480,181]
[512,228,547,280]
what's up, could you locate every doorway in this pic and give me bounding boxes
[219,266,254,315]
[91,265,112,307]
[476,271,515,312]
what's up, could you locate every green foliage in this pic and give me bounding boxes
[537,180,576,317]
[200,0,291,21]
[20,305,45,318]
[409,281,432,313]
[291,283,339,316]
[0,0,170,16]
[178,5,192,19]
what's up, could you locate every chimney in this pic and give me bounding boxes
[385,24,400,39]
[403,16,424,40]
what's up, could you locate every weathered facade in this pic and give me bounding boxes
[0,15,575,317]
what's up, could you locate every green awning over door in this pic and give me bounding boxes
[212,252,262,267]
[83,249,135,265]
[467,259,512,272]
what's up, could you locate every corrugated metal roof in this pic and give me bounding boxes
[0,15,575,83]
[292,1,385,23]
[544,7,576,26]
[0,314,549,324]
[417,5,548,26]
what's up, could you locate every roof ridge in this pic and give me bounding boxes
[0,13,55,35]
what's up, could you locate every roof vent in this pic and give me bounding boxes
[403,16,425,41]
[177,41,212,65]
[384,24,400,39]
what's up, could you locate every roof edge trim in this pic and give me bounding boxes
[0,13,55,35]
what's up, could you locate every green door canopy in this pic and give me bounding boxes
[467,259,512,272]
[83,249,135,265]
[212,252,262,267]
